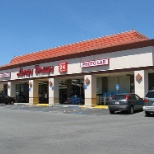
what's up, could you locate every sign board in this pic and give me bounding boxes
[59,62,67,73]
[116,84,120,90]
[81,58,109,68]
[0,73,11,78]
[17,65,54,78]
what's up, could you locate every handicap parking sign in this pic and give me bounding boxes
[116,84,120,90]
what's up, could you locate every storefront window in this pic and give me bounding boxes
[59,79,84,104]
[16,83,29,103]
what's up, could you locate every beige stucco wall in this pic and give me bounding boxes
[134,70,149,98]
[0,83,3,91]
[110,47,153,69]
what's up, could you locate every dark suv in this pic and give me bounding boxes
[108,93,144,114]
[143,90,154,116]
[0,93,15,104]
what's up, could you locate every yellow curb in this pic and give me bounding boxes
[92,105,108,109]
[79,105,108,109]
[79,105,87,108]
[36,104,49,107]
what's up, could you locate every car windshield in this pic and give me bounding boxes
[145,92,154,98]
[112,95,126,100]
[0,93,7,98]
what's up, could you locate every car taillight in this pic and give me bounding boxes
[125,95,130,100]
[143,99,149,102]
[110,96,114,100]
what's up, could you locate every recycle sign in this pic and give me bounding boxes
[116,84,120,90]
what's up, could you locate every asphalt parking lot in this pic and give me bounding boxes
[0,103,154,154]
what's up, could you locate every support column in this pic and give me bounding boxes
[134,70,148,98]
[84,75,97,107]
[48,78,59,105]
[29,80,39,105]
[7,81,16,99]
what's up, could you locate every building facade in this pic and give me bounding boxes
[0,30,154,107]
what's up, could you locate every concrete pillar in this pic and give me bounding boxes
[48,78,59,105]
[84,75,97,107]
[7,81,16,99]
[29,80,39,105]
[134,70,148,98]
[0,83,3,91]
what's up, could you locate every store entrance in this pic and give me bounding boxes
[148,73,154,90]
[59,79,84,105]
[97,75,133,105]
[39,81,48,104]
[16,82,29,103]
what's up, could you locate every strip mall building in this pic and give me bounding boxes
[0,30,154,107]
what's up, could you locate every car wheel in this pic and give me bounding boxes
[128,106,134,114]
[10,100,14,105]
[109,110,115,114]
[145,111,150,116]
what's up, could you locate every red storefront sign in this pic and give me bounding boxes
[17,68,33,77]
[0,73,11,78]
[17,65,55,77]
[35,65,54,74]
[81,58,109,68]
[59,62,67,73]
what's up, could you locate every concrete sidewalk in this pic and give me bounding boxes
[14,103,108,109]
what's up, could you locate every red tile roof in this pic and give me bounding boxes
[0,30,148,69]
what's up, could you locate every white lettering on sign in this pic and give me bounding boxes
[59,62,67,73]
[81,58,109,68]
[0,73,11,78]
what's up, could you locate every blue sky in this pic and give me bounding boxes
[0,0,154,66]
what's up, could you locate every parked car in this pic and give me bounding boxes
[108,93,144,114]
[0,93,15,104]
[143,90,154,116]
